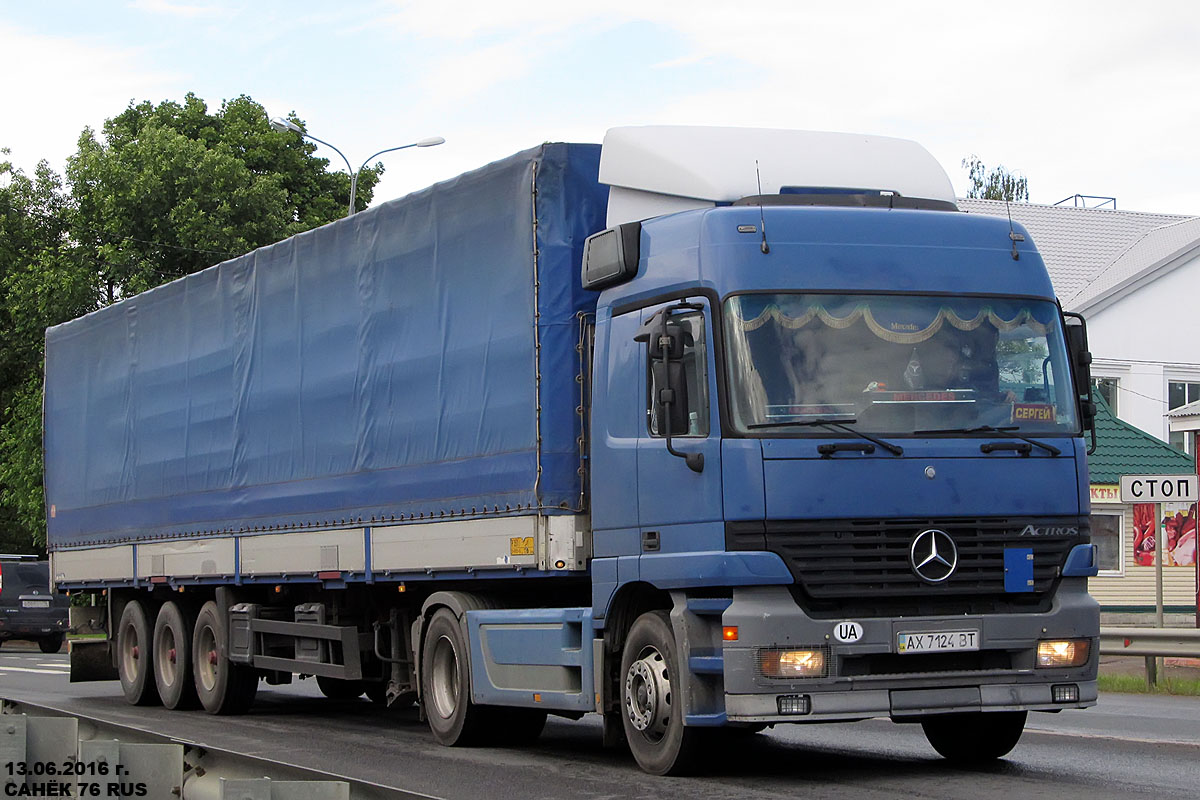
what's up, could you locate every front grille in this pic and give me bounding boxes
[728,517,1086,618]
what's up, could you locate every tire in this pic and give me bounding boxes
[421,608,488,745]
[192,601,258,714]
[620,610,706,775]
[38,635,64,654]
[117,600,161,706]
[921,710,1027,762]
[153,602,199,709]
[316,676,366,700]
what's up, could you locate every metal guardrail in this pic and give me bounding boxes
[1099,626,1200,659]
[1098,625,1200,686]
[0,698,434,800]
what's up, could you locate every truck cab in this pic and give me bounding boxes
[581,127,1099,772]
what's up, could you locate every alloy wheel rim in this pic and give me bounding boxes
[625,645,671,741]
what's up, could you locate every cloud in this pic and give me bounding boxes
[0,23,180,175]
[126,0,223,18]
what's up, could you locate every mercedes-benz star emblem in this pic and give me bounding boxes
[910,529,958,583]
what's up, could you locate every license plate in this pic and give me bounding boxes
[897,630,979,654]
[21,599,50,609]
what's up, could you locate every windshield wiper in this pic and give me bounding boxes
[913,425,1061,456]
[749,418,904,456]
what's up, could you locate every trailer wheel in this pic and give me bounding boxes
[316,676,366,700]
[38,635,64,654]
[421,608,487,745]
[620,610,705,775]
[153,601,199,709]
[921,711,1027,762]
[192,601,258,714]
[117,600,161,706]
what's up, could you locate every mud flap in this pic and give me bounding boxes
[69,639,118,682]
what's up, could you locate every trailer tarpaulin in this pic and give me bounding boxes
[44,143,606,547]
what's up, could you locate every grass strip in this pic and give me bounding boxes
[1098,672,1200,696]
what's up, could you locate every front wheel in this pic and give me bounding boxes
[921,710,1027,762]
[620,610,706,775]
[421,608,488,745]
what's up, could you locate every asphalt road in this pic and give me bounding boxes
[2,646,1198,800]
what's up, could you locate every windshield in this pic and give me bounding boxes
[724,294,1079,436]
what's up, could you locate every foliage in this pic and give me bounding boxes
[0,375,49,547]
[962,155,1029,202]
[0,156,85,551]
[0,93,378,550]
[69,93,381,298]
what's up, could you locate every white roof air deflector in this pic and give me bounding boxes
[600,126,956,227]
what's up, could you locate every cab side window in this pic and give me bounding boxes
[648,312,710,437]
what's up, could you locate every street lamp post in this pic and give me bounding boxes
[270,117,444,217]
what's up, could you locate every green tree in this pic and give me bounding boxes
[0,93,382,549]
[962,155,1029,202]
[0,156,89,550]
[68,93,381,298]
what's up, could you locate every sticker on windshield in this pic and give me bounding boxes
[1012,403,1054,423]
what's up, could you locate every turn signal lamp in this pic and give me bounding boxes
[760,648,827,678]
[1037,639,1090,668]
[723,626,739,642]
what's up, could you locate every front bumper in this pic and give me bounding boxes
[720,580,1098,723]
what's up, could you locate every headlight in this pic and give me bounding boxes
[1037,639,1090,668]
[759,648,827,678]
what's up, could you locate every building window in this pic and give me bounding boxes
[1092,377,1118,415]
[1168,381,1200,452]
[1090,512,1123,575]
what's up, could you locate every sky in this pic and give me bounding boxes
[2,1,1199,215]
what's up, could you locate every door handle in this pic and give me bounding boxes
[642,531,660,552]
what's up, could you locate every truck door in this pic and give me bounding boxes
[636,298,724,555]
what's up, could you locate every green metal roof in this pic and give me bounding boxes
[1087,394,1194,484]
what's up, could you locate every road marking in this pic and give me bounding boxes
[1026,726,1200,748]
[0,665,69,674]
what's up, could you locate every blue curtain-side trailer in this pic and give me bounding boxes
[47,128,1100,775]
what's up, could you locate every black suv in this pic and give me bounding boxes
[0,556,69,653]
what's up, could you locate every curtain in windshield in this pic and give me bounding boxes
[724,294,1078,435]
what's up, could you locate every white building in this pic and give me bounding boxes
[959,199,1200,450]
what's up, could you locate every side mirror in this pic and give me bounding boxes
[651,358,690,436]
[1063,312,1097,442]
[582,222,641,290]
[635,307,705,473]
[636,315,692,436]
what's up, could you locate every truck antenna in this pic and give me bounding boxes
[756,160,770,254]
[1006,201,1024,261]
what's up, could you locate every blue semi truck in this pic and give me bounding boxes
[47,127,1100,774]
